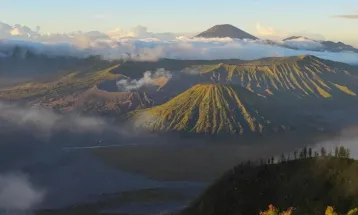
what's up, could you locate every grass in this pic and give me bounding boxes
[192,55,358,99]
[131,84,289,135]
[0,63,121,100]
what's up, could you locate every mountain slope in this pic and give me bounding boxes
[45,86,154,114]
[196,24,258,40]
[182,157,358,215]
[131,84,288,135]
[189,55,358,99]
[1,55,357,117]
[0,64,121,103]
[283,36,358,53]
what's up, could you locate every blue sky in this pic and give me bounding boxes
[1,0,357,44]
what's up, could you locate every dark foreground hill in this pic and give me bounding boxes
[182,157,358,215]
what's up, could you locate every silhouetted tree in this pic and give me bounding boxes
[299,151,304,159]
[335,147,339,157]
[347,148,351,158]
[271,157,274,164]
[293,151,298,160]
[320,147,327,157]
[337,146,351,158]
[303,147,308,159]
[280,153,286,163]
[314,152,319,157]
[308,148,312,158]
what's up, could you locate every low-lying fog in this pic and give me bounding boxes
[1,101,358,214]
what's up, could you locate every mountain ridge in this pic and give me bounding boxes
[130,84,289,135]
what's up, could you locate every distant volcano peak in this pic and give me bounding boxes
[196,24,258,40]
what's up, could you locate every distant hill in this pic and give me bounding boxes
[196,24,258,40]
[283,36,358,53]
[182,157,358,215]
[57,86,154,115]
[131,84,289,135]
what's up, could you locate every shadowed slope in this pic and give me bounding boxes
[131,84,287,135]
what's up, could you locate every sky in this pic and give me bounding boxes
[1,0,357,45]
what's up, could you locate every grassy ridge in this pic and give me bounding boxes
[131,84,288,135]
[191,56,358,99]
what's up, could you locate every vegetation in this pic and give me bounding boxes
[259,205,358,215]
[193,55,358,99]
[182,146,358,215]
[1,55,357,118]
[131,84,290,135]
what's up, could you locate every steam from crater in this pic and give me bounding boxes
[116,69,172,91]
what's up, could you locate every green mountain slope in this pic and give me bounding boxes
[131,84,289,135]
[182,157,358,215]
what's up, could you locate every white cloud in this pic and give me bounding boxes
[0,102,108,136]
[281,37,324,50]
[0,173,45,211]
[117,69,172,91]
[0,21,358,65]
[0,22,40,40]
[256,23,278,36]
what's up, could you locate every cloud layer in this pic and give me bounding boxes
[0,173,45,211]
[333,14,358,19]
[0,21,358,65]
[0,102,108,137]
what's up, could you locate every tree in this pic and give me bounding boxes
[303,147,308,159]
[320,147,327,157]
[293,151,298,160]
[338,146,347,158]
[271,157,275,164]
[335,147,339,157]
[346,148,351,158]
[315,152,319,157]
[280,153,286,163]
[299,151,304,159]
[308,148,312,158]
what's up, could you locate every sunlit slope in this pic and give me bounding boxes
[131,84,288,135]
[0,64,121,100]
[191,55,358,99]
